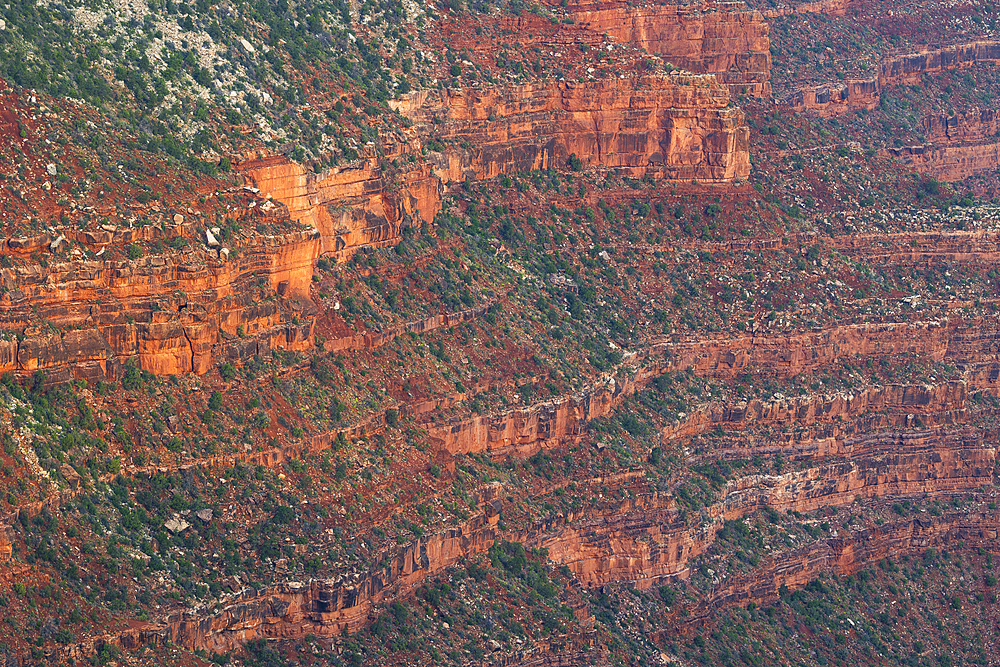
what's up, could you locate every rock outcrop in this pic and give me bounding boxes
[694,509,1000,615]
[239,153,441,260]
[540,428,994,588]
[0,525,11,563]
[70,424,993,654]
[880,105,1000,180]
[393,73,751,184]
[761,0,851,18]
[566,0,772,96]
[785,41,1000,116]
[780,79,881,117]
[780,41,1000,179]
[887,140,1000,181]
[0,227,319,381]
[879,41,1000,87]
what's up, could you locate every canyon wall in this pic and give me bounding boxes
[694,509,1000,615]
[538,428,994,589]
[780,79,880,117]
[392,74,751,184]
[784,41,1000,115]
[887,141,1000,181]
[422,309,1000,464]
[880,41,1000,87]
[566,0,772,96]
[761,0,850,18]
[80,423,993,654]
[780,41,1000,179]
[0,525,10,563]
[239,151,441,260]
[0,227,319,381]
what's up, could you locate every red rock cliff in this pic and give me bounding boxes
[81,424,993,654]
[393,73,751,184]
[565,0,772,96]
[784,41,1000,112]
[0,227,319,381]
[240,150,441,260]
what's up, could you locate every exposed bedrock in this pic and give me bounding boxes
[780,41,1000,178]
[424,314,1000,460]
[760,0,851,18]
[827,229,1000,266]
[784,41,1000,116]
[238,153,441,260]
[564,0,772,96]
[0,229,319,381]
[540,432,994,588]
[691,510,1000,616]
[887,140,1000,182]
[392,73,752,184]
[81,428,992,654]
[881,41,1000,86]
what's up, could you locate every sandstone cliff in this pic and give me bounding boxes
[761,0,850,18]
[239,153,441,260]
[0,525,10,563]
[693,509,1000,615]
[565,0,772,96]
[887,140,1000,181]
[539,429,994,588]
[879,41,1000,87]
[779,41,1000,178]
[785,41,1000,115]
[0,226,319,381]
[70,422,993,654]
[780,79,880,117]
[393,73,751,184]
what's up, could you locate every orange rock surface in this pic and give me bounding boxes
[0,228,319,381]
[696,508,1000,615]
[78,423,993,653]
[784,42,1000,112]
[393,73,751,184]
[540,429,994,588]
[239,153,441,261]
[780,41,1000,179]
[566,0,772,96]
[0,526,10,563]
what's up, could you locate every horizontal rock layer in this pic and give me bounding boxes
[566,0,772,96]
[0,230,319,380]
[84,425,992,653]
[780,41,1000,179]
[393,74,751,184]
[694,509,1000,615]
[239,152,441,261]
[539,428,994,588]
[784,41,1000,116]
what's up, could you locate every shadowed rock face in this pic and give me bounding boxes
[565,0,772,96]
[0,229,319,381]
[393,74,751,184]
